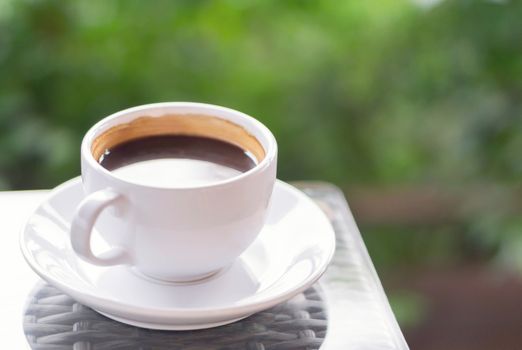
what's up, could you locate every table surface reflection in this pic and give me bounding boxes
[0,182,408,349]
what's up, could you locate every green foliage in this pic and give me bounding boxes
[2,0,522,332]
[1,0,522,189]
[389,290,428,329]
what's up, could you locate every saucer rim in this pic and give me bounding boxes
[20,177,335,322]
[97,309,252,330]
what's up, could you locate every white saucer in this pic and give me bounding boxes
[20,178,335,330]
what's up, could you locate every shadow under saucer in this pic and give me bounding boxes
[23,281,327,350]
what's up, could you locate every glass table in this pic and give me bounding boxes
[0,182,408,349]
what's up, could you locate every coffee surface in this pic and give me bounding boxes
[98,135,257,187]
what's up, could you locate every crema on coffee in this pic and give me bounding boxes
[92,114,263,187]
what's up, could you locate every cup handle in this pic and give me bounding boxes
[70,188,132,266]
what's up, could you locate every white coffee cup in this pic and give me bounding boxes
[70,102,277,282]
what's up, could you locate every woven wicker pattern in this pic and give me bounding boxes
[24,283,326,350]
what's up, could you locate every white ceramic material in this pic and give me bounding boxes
[72,102,277,282]
[20,178,336,330]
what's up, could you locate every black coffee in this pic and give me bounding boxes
[98,135,257,187]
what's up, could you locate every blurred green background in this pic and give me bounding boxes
[1,0,522,348]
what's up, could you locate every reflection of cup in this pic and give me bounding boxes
[70,102,277,282]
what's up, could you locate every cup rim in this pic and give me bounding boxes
[81,102,277,190]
